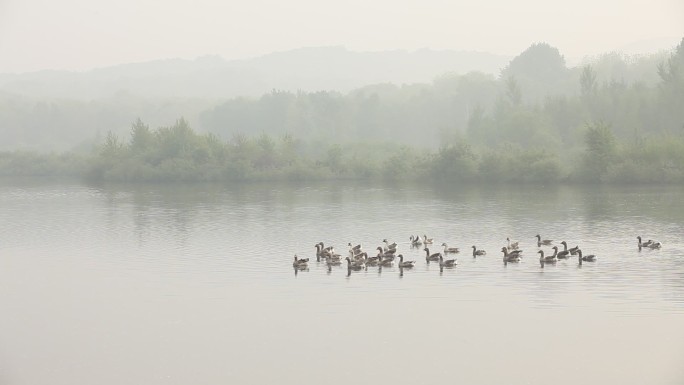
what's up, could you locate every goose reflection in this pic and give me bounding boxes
[294,265,309,276]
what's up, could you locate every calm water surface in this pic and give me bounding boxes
[1,180,683,385]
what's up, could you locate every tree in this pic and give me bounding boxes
[580,65,597,99]
[582,121,616,181]
[129,118,152,154]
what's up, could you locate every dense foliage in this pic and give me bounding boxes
[1,40,683,184]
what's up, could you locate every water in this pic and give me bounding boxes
[1,180,683,385]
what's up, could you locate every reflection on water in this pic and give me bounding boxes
[0,180,683,385]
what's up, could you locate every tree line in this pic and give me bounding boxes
[0,39,683,184]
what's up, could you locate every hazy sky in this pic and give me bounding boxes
[1,0,682,73]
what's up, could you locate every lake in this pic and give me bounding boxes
[1,180,683,385]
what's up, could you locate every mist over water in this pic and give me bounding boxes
[0,180,683,384]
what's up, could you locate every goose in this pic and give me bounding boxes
[441,243,460,254]
[506,237,520,250]
[502,246,522,257]
[424,247,441,262]
[472,245,486,257]
[637,236,662,250]
[383,239,397,250]
[501,247,522,262]
[364,255,380,266]
[376,246,396,259]
[423,235,434,244]
[349,247,363,257]
[397,254,415,268]
[647,241,662,249]
[550,246,566,259]
[345,257,365,270]
[555,241,571,258]
[293,255,309,268]
[439,255,457,268]
[348,243,363,255]
[378,256,394,267]
[644,238,662,249]
[535,234,553,247]
[538,250,557,263]
[568,245,580,255]
[353,251,368,262]
[636,236,652,249]
[318,242,334,255]
[577,249,596,264]
[410,235,423,246]
[553,245,570,259]
[315,243,324,261]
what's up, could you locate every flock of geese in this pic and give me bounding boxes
[292,234,663,275]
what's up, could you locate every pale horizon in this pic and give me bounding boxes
[1,0,682,74]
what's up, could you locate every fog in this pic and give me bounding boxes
[1,3,684,385]
[1,0,681,73]
[0,1,682,180]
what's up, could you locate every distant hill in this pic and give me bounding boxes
[0,47,511,99]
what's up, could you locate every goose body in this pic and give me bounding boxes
[637,236,662,250]
[439,255,457,268]
[568,245,580,255]
[397,254,415,268]
[423,235,434,244]
[424,247,441,262]
[378,257,394,267]
[506,237,520,250]
[577,249,596,264]
[364,255,380,266]
[538,250,557,268]
[535,234,553,246]
[293,255,309,268]
[501,247,522,262]
[553,245,570,259]
[376,246,396,259]
[472,245,486,257]
[441,243,460,254]
[383,239,397,250]
[410,235,423,246]
[345,257,365,270]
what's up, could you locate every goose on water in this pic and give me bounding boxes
[472,246,486,257]
[553,245,570,259]
[568,245,580,255]
[506,237,520,250]
[397,254,416,268]
[501,247,522,262]
[637,236,662,250]
[577,249,596,264]
[293,255,309,268]
[410,235,423,246]
[383,239,397,250]
[557,241,571,258]
[364,255,380,266]
[535,234,553,246]
[378,257,394,267]
[538,250,557,268]
[345,257,365,270]
[424,247,441,262]
[376,246,396,259]
[423,235,434,244]
[439,255,457,268]
[441,243,460,254]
